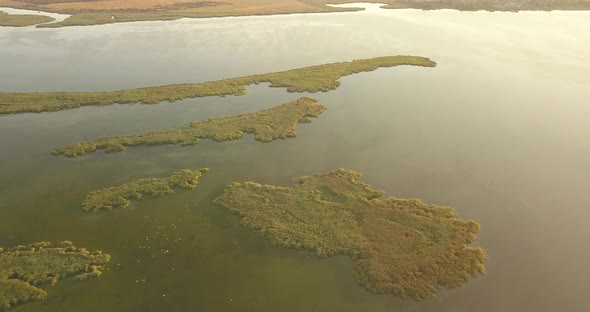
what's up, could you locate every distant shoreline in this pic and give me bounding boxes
[1,0,589,28]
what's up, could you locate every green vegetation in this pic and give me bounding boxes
[0,56,436,115]
[0,11,54,27]
[0,241,110,310]
[82,168,208,212]
[52,97,326,158]
[214,169,486,299]
[34,10,302,28]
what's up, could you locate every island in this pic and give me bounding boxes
[0,55,434,115]
[214,169,486,299]
[0,1,588,28]
[0,11,54,27]
[83,168,208,212]
[52,97,326,158]
[0,241,111,310]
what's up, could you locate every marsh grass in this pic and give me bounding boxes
[82,168,208,212]
[0,56,435,114]
[0,11,54,27]
[214,169,486,299]
[0,241,110,310]
[52,97,326,158]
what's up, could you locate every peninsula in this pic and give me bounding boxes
[52,97,326,157]
[214,169,486,299]
[0,241,110,310]
[0,56,435,115]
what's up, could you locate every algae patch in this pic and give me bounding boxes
[53,97,326,158]
[0,241,110,310]
[83,168,209,212]
[0,56,435,114]
[214,169,486,299]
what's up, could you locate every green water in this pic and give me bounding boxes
[1,5,590,312]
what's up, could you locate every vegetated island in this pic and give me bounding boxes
[0,0,588,28]
[83,168,208,212]
[0,11,54,26]
[0,55,435,115]
[0,241,110,311]
[53,97,326,158]
[214,169,486,299]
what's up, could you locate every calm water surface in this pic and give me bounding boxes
[0,4,589,312]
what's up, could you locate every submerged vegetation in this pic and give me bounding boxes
[0,241,110,310]
[0,11,54,27]
[53,97,326,158]
[214,169,486,299]
[82,168,208,212]
[0,56,435,114]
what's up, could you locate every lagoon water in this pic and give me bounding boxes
[1,4,590,312]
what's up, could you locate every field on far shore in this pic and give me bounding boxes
[1,0,590,27]
[0,0,348,14]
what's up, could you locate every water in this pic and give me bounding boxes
[1,4,590,312]
[0,7,70,24]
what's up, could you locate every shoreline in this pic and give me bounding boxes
[1,1,589,28]
[0,10,54,27]
[0,55,436,115]
[0,6,69,26]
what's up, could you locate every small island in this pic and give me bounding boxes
[0,56,435,115]
[214,169,486,299]
[52,97,326,158]
[0,241,111,310]
[82,168,208,212]
[0,11,54,27]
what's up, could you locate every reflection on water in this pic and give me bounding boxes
[1,4,589,312]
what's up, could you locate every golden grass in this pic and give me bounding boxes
[0,55,435,115]
[214,169,486,299]
[44,0,227,11]
[52,97,326,157]
[0,11,54,26]
[0,241,110,310]
[82,168,208,212]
